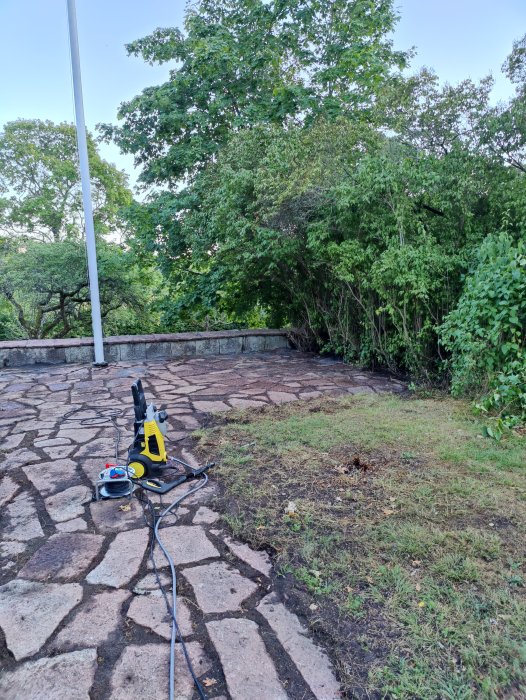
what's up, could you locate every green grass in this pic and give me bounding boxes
[197,393,526,699]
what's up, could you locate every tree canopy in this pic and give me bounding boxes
[103,0,407,185]
[104,4,526,428]
[0,237,157,339]
[0,119,160,340]
[0,119,132,241]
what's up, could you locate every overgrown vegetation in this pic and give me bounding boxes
[197,394,526,698]
[442,233,526,434]
[102,1,525,422]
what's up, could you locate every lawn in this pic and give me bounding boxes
[196,393,526,700]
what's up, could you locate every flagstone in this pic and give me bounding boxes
[109,642,211,700]
[48,382,71,391]
[1,540,26,557]
[90,496,145,532]
[56,517,88,532]
[23,459,81,496]
[0,649,97,700]
[173,384,206,395]
[2,433,24,451]
[182,481,219,506]
[0,475,20,507]
[267,391,298,404]
[3,448,40,470]
[3,492,44,541]
[206,618,287,700]
[34,437,71,448]
[224,536,272,577]
[55,427,100,443]
[44,485,92,523]
[75,438,115,459]
[86,528,149,588]
[0,579,83,660]
[147,524,220,570]
[51,589,130,651]
[183,561,258,613]
[229,397,267,409]
[127,590,193,639]
[193,400,230,413]
[193,506,220,525]
[42,445,76,459]
[133,571,172,594]
[257,592,341,699]
[18,532,104,581]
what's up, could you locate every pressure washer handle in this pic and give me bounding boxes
[136,464,214,494]
[137,475,189,494]
[131,379,147,422]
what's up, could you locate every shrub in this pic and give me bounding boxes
[441,232,526,430]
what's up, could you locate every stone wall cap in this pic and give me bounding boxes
[0,328,290,350]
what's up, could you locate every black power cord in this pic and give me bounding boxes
[63,406,124,460]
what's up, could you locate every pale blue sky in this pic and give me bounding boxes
[0,0,524,189]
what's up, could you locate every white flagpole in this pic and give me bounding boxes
[66,0,106,366]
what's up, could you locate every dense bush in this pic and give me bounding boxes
[159,120,515,378]
[441,233,526,432]
[110,3,525,396]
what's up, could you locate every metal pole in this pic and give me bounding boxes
[66,0,106,366]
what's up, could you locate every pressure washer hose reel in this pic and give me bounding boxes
[94,465,135,500]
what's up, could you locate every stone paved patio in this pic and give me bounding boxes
[0,349,404,700]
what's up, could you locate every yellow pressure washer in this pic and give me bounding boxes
[94,379,214,499]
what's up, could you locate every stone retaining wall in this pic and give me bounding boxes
[0,329,291,368]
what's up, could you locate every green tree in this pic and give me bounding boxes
[105,0,409,333]
[0,238,159,339]
[478,32,526,225]
[166,118,505,373]
[103,0,407,186]
[0,119,132,241]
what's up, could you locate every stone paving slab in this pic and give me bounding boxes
[86,528,148,588]
[19,533,104,582]
[22,458,81,496]
[90,495,146,532]
[0,648,98,700]
[193,505,220,524]
[0,579,83,660]
[51,589,130,651]
[0,350,402,699]
[3,492,44,541]
[224,535,272,577]
[0,475,20,506]
[44,485,91,522]
[56,517,88,532]
[207,618,288,700]
[127,590,193,639]
[184,560,259,613]
[148,524,220,569]
[109,642,211,700]
[133,571,172,594]
[258,592,341,699]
